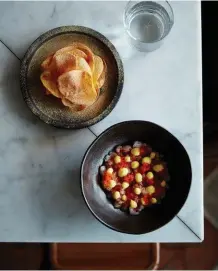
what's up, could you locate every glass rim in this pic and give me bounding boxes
[123,0,174,44]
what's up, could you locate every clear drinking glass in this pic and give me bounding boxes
[123,1,174,52]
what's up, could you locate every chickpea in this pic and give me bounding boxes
[153,164,164,172]
[122,182,129,189]
[107,167,113,174]
[130,200,137,209]
[142,157,151,164]
[122,195,127,201]
[113,191,121,200]
[151,198,157,204]
[134,187,141,195]
[131,161,139,169]
[114,155,121,164]
[131,147,140,156]
[118,168,129,177]
[125,156,131,162]
[109,180,116,189]
[146,171,154,179]
[135,172,143,183]
[146,185,155,195]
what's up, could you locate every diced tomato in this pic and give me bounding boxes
[113,164,119,170]
[139,164,151,174]
[120,160,129,168]
[146,178,154,185]
[102,172,114,190]
[103,171,112,182]
[125,187,136,200]
[123,173,134,183]
[114,160,129,171]
[140,146,147,156]
[100,142,169,214]
[142,195,150,205]
[111,184,122,194]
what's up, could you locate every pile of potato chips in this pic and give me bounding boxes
[40,42,106,112]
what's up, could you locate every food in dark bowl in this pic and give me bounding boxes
[81,121,192,234]
[99,142,169,215]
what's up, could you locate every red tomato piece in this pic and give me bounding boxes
[111,184,122,194]
[103,171,112,182]
[140,146,147,156]
[139,164,151,174]
[142,195,150,205]
[113,164,120,171]
[125,187,136,200]
[123,173,134,183]
[114,160,128,171]
[146,179,154,185]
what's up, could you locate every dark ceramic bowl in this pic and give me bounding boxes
[20,26,124,129]
[81,121,192,234]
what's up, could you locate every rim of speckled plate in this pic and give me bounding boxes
[20,25,124,129]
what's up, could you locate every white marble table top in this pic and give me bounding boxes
[0,1,203,242]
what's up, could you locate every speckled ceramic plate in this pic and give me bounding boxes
[20,26,124,129]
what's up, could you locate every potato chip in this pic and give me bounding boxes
[93,56,106,93]
[93,55,104,85]
[40,42,105,112]
[40,71,62,98]
[61,98,86,112]
[53,53,77,76]
[41,54,54,70]
[54,43,93,71]
[58,70,97,106]
[71,43,94,72]
[54,46,87,59]
[76,57,92,76]
[98,59,107,89]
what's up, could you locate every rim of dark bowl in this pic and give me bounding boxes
[80,120,192,234]
[20,25,124,129]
